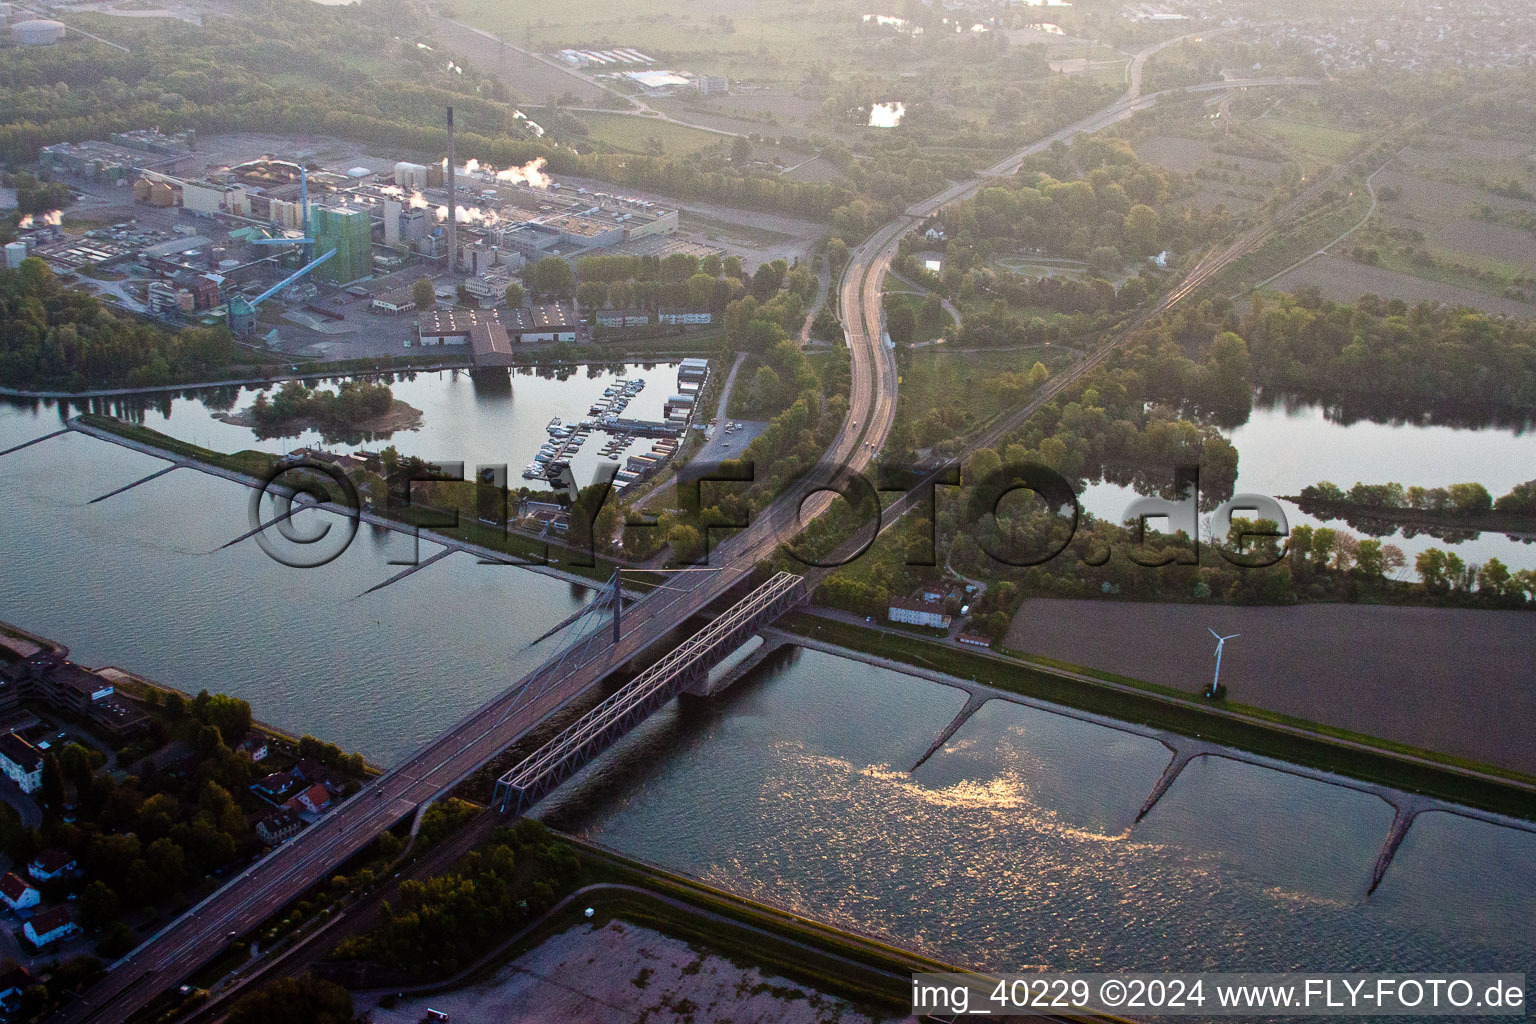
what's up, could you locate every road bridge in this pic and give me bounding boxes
[493,571,807,815]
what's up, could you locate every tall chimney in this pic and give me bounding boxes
[446,105,457,273]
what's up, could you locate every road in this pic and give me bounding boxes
[58,40,1322,1023]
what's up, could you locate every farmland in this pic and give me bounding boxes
[573,110,729,156]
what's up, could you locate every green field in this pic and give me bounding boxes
[453,0,850,74]
[1253,117,1363,165]
[574,111,730,156]
[894,346,1066,437]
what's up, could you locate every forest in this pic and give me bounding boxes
[0,259,249,390]
[331,819,582,981]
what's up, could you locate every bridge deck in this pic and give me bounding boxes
[495,571,806,814]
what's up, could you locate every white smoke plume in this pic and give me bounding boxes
[495,157,551,188]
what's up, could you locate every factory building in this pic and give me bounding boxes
[311,205,373,284]
[414,304,577,346]
[42,137,196,184]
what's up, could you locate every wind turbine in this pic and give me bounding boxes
[1206,628,1239,697]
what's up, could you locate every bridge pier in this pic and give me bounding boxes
[493,572,807,815]
[682,634,787,698]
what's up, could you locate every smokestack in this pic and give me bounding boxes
[446,105,457,273]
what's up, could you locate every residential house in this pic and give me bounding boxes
[0,873,39,912]
[256,809,304,846]
[283,782,331,816]
[887,593,952,629]
[0,963,32,1007]
[27,848,78,884]
[0,733,43,794]
[22,906,79,948]
[253,770,298,800]
[237,733,269,762]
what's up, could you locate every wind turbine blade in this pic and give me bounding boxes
[1224,633,1241,640]
[1208,627,1221,640]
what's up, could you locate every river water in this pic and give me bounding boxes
[0,400,591,764]
[70,363,681,489]
[540,646,1536,984]
[1,387,1531,990]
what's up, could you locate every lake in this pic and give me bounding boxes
[1079,397,1536,570]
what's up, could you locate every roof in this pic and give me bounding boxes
[256,770,294,791]
[469,321,514,360]
[29,848,76,874]
[49,663,112,700]
[0,733,41,772]
[25,905,73,936]
[298,782,330,806]
[417,306,504,337]
[0,873,34,901]
[505,303,575,332]
[889,594,947,613]
[259,808,302,831]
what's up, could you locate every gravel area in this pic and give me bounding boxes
[364,919,907,1024]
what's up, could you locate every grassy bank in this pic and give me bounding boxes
[784,614,1536,821]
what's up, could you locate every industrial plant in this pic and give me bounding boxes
[14,109,683,349]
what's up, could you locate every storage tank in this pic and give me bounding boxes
[394,161,429,189]
[5,242,28,269]
[13,19,65,44]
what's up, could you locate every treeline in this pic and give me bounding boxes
[1247,291,1536,416]
[1297,480,1536,518]
[0,260,249,389]
[332,820,581,980]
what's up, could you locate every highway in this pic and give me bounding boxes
[59,39,1324,1023]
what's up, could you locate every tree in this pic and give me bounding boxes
[731,135,752,166]
[40,753,64,811]
[411,276,434,311]
[886,303,917,348]
[750,261,785,302]
[1123,204,1161,256]
[227,976,355,1024]
[503,280,525,308]
[532,256,574,298]
[79,881,120,932]
[575,280,607,310]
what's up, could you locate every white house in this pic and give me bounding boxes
[26,848,78,884]
[0,872,39,912]
[888,594,952,629]
[23,906,78,947]
[0,734,43,794]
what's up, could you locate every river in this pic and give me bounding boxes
[0,399,592,764]
[539,645,1536,986]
